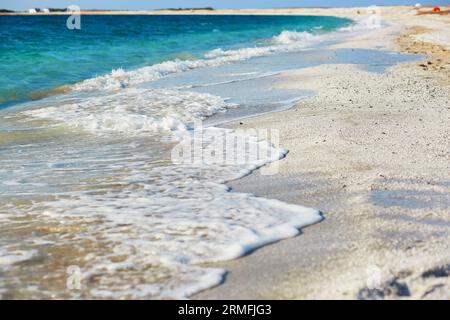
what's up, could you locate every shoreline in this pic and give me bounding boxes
[0,6,428,16]
[1,6,448,17]
[194,8,450,299]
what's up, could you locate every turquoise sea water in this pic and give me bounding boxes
[0,15,350,108]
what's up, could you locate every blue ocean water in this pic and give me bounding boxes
[0,14,351,108]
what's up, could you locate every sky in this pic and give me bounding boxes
[0,0,448,11]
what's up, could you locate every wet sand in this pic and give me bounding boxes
[194,7,450,299]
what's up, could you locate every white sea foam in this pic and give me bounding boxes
[71,22,382,93]
[1,127,320,299]
[6,83,323,299]
[338,16,385,32]
[23,88,235,134]
[273,30,319,45]
[71,30,328,92]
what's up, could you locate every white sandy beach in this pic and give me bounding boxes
[191,7,450,300]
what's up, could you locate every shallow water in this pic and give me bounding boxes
[0,14,350,108]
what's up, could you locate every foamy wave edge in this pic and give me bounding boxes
[72,21,380,92]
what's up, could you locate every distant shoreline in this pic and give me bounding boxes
[1,6,447,17]
[0,6,427,16]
